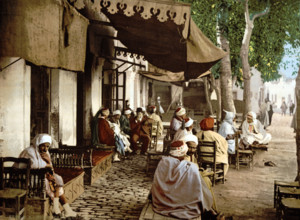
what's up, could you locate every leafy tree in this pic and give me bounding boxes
[180,0,300,114]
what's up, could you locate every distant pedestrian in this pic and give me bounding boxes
[289,101,295,116]
[268,102,274,125]
[280,100,287,116]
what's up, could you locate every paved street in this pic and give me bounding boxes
[71,153,154,220]
[71,113,297,220]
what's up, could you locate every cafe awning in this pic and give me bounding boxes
[139,63,211,82]
[94,0,226,80]
[0,0,89,72]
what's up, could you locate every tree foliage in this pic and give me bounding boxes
[180,0,300,82]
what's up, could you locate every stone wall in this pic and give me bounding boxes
[0,57,30,157]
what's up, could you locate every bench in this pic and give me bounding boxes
[49,148,86,203]
[250,144,268,151]
[58,144,114,185]
[22,149,87,219]
[139,199,201,220]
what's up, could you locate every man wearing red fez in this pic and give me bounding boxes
[196,117,229,176]
[98,108,115,146]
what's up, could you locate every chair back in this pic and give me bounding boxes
[151,121,159,137]
[0,157,30,190]
[197,141,217,169]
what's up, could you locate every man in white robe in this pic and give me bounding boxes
[17,134,77,218]
[241,111,272,145]
[151,140,218,219]
[218,110,237,154]
[110,110,132,161]
[170,107,187,132]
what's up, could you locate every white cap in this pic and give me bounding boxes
[113,110,121,115]
[124,109,131,115]
[175,107,186,116]
[185,117,194,127]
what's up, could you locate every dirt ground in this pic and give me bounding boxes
[213,113,297,220]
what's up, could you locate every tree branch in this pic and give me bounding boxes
[252,7,270,21]
[245,0,250,22]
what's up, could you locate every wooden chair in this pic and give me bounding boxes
[149,121,159,151]
[196,141,225,186]
[274,180,300,208]
[0,157,30,220]
[146,132,171,173]
[280,198,300,220]
[234,132,253,170]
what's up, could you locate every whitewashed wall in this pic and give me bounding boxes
[0,57,30,157]
[91,58,104,115]
[51,69,77,145]
[264,76,295,112]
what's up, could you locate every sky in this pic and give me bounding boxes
[278,44,300,79]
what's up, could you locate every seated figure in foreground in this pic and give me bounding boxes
[16,134,77,218]
[196,117,229,175]
[241,111,272,146]
[151,140,219,219]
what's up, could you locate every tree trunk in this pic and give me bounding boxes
[220,33,236,117]
[240,0,269,116]
[295,64,300,184]
[203,77,213,116]
[210,75,222,121]
[240,24,253,116]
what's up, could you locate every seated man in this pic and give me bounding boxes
[98,108,124,161]
[241,111,272,146]
[130,107,153,155]
[170,107,187,132]
[218,110,237,154]
[120,109,132,136]
[196,117,229,175]
[16,134,77,218]
[172,117,198,162]
[110,110,132,154]
[151,140,219,219]
[148,105,163,137]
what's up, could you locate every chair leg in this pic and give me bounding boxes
[223,163,225,184]
[146,155,150,173]
[16,196,21,220]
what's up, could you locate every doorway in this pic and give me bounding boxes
[30,65,50,139]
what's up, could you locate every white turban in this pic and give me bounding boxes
[247,111,257,125]
[184,117,193,127]
[169,141,188,157]
[124,109,131,115]
[36,134,52,146]
[175,107,186,116]
[113,110,121,115]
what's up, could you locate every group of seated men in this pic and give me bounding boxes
[97,105,163,161]
[151,107,272,219]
